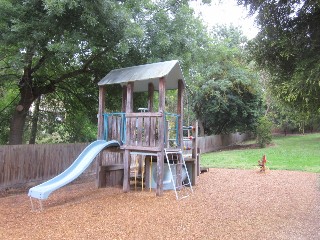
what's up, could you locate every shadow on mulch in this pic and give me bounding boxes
[0,175,95,198]
[0,186,29,198]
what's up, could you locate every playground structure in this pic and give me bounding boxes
[28,60,200,208]
[96,60,199,196]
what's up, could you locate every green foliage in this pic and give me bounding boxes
[0,81,18,144]
[239,0,320,114]
[269,101,320,135]
[61,112,97,143]
[255,116,273,148]
[0,0,264,144]
[1,0,136,144]
[259,69,320,135]
[190,26,263,135]
[0,0,214,144]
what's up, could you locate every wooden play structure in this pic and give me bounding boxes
[96,60,200,197]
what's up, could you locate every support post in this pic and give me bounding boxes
[97,86,105,140]
[122,85,127,113]
[176,79,184,188]
[192,121,199,177]
[123,82,134,192]
[156,151,164,195]
[177,79,184,149]
[148,83,154,112]
[97,86,105,188]
[156,77,166,196]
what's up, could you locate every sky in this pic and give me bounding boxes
[190,0,259,39]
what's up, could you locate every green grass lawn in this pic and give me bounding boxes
[201,133,320,173]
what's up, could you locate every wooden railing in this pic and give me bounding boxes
[125,112,162,151]
[103,113,125,143]
[104,112,181,151]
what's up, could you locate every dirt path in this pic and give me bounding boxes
[0,169,319,239]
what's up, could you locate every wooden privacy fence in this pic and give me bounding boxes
[0,132,252,189]
[0,143,89,189]
[198,132,252,153]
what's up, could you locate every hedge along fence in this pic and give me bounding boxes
[0,132,252,189]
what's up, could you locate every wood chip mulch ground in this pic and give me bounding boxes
[0,168,319,240]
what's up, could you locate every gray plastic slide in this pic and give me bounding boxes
[28,140,119,200]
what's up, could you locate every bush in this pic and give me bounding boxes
[256,116,273,148]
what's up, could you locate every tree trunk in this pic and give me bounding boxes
[29,95,41,144]
[9,68,36,145]
[9,94,35,145]
[8,47,90,144]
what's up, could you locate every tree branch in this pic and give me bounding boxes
[34,49,108,96]
[31,55,47,74]
[55,49,107,84]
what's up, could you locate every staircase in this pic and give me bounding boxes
[164,148,193,200]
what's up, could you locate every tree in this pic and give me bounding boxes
[189,25,263,135]
[238,0,320,114]
[1,0,137,144]
[0,0,213,144]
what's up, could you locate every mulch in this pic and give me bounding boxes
[0,168,319,239]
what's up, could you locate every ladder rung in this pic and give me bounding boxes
[165,149,182,153]
[178,195,189,200]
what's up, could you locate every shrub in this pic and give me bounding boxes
[256,116,273,148]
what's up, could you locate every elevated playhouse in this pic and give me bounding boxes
[28,60,200,209]
[96,60,200,196]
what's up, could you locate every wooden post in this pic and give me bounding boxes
[97,86,105,140]
[190,121,199,185]
[97,86,105,188]
[176,79,184,188]
[148,83,154,112]
[156,77,165,196]
[165,119,169,148]
[156,151,164,195]
[177,79,184,150]
[122,85,127,113]
[123,82,134,192]
[192,121,199,177]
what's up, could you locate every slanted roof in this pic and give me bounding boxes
[98,60,185,92]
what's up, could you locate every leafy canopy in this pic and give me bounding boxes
[0,0,215,144]
[239,0,320,114]
[190,26,263,135]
